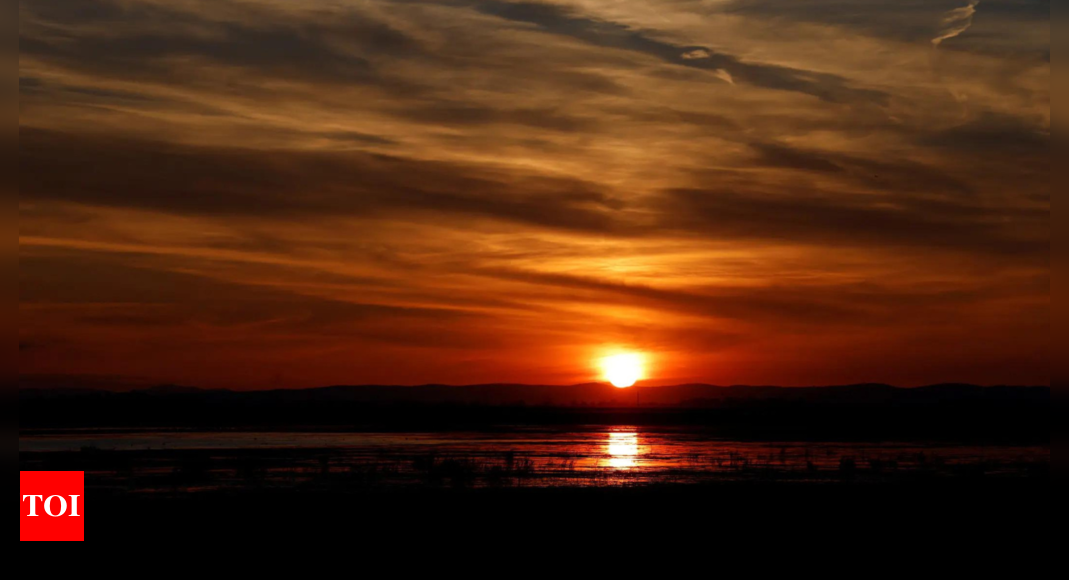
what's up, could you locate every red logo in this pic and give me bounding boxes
[20,472,84,542]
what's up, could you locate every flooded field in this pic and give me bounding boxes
[20,428,1050,491]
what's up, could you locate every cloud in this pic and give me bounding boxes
[933,1,981,47]
[721,0,1045,60]
[714,69,736,85]
[467,262,1048,332]
[16,0,1049,387]
[475,266,871,325]
[659,181,1046,260]
[395,104,596,132]
[459,0,889,104]
[20,125,1047,260]
[751,143,846,174]
[749,143,975,195]
[20,0,422,85]
[921,112,1049,156]
[19,128,628,234]
[20,253,481,329]
[723,0,962,43]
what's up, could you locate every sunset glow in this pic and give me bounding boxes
[15,0,1048,390]
[601,354,645,389]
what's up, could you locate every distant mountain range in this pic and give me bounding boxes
[19,381,1049,408]
[19,383,1049,441]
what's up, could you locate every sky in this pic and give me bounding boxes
[18,0,1050,389]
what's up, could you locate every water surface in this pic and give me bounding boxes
[20,428,1048,489]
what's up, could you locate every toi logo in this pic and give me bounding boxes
[20,472,85,542]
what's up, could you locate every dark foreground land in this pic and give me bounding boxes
[20,384,1049,540]
[84,480,1047,542]
[22,438,1049,540]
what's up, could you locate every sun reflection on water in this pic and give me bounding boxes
[606,432,641,470]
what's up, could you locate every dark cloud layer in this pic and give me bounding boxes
[20,128,1046,261]
[662,187,1047,260]
[922,112,1049,157]
[724,0,1048,53]
[20,0,420,84]
[19,128,626,234]
[456,0,889,104]
[751,143,976,194]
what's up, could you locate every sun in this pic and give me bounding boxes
[600,353,645,388]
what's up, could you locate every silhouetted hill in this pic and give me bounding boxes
[19,382,1049,408]
[18,383,1048,443]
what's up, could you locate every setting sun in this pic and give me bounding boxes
[601,353,645,388]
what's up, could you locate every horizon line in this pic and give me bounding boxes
[17,381,1052,393]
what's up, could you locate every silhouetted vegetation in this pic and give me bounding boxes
[18,440,1048,497]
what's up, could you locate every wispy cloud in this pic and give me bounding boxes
[933,1,981,47]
